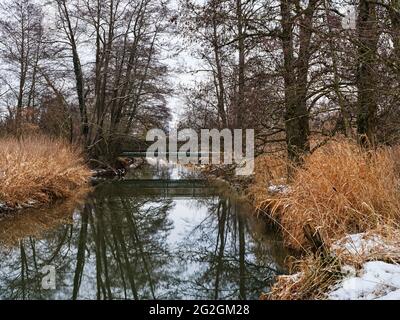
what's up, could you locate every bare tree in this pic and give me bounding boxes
[56,0,89,142]
[0,0,44,134]
[356,0,378,146]
[52,0,171,160]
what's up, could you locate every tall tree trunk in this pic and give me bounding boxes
[211,7,228,128]
[92,0,117,157]
[16,5,28,136]
[59,0,89,144]
[280,0,314,165]
[356,0,378,147]
[236,0,245,128]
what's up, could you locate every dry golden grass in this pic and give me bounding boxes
[252,138,400,300]
[0,135,91,210]
[250,152,288,214]
[253,152,288,187]
[254,139,400,250]
[263,254,342,300]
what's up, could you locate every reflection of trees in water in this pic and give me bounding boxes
[176,196,285,300]
[73,195,177,299]
[0,189,176,300]
[0,224,76,299]
[0,183,287,300]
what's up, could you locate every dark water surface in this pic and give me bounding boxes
[0,164,288,300]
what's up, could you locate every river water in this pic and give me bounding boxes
[0,164,288,300]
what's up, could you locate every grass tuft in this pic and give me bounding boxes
[263,254,342,300]
[0,135,91,211]
[254,139,400,250]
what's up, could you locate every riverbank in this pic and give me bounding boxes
[251,139,400,299]
[0,136,91,214]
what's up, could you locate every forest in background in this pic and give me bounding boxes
[0,0,399,164]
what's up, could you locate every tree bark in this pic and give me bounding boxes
[236,0,245,128]
[280,0,316,164]
[58,0,89,144]
[356,0,378,147]
[211,6,228,128]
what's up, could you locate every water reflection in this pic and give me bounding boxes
[0,171,287,300]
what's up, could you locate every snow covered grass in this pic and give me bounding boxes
[328,261,400,300]
[328,230,400,300]
[331,232,400,265]
[267,228,400,300]
[265,253,342,300]
[0,135,91,212]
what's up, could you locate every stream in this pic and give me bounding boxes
[0,163,288,300]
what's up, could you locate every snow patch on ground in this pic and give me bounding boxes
[329,261,400,300]
[331,233,396,257]
[328,233,400,300]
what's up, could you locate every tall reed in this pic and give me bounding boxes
[255,139,400,250]
[0,135,91,210]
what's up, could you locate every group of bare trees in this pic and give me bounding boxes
[1,0,400,164]
[0,0,171,161]
[179,0,400,162]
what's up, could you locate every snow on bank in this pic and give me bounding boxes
[331,233,398,259]
[328,233,400,300]
[328,261,400,300]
